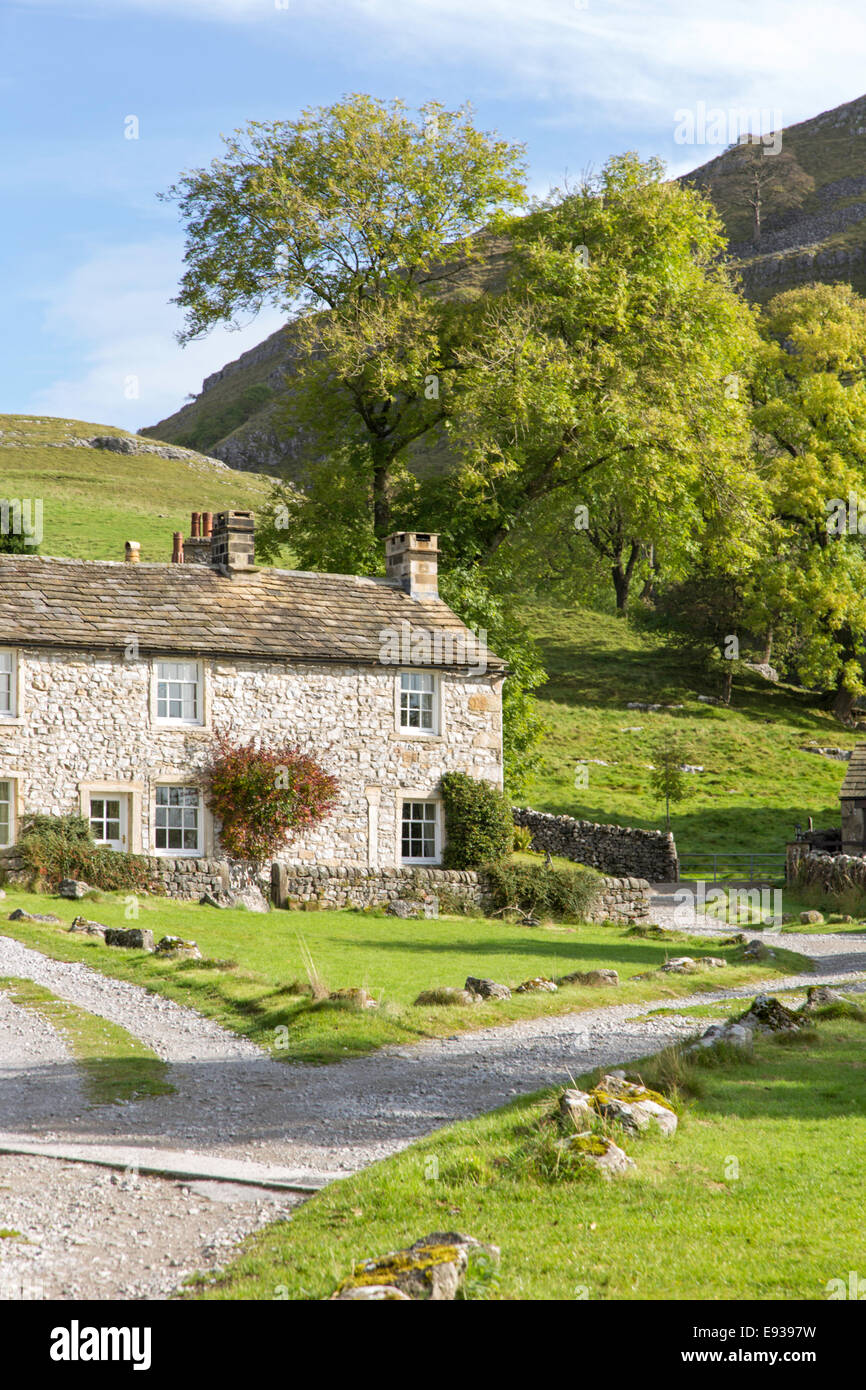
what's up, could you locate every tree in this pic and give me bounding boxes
[714,141,815,241]
[163,94,526,536]
[649,733,690,831]
[749,282,866,720]
[444,153,763,610]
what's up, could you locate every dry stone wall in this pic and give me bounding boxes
[512,807,678,883]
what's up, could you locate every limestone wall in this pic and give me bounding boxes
[512,807,678,882]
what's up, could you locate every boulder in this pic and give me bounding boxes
[800,910,823,924]
[68,916,107,938]
[691,1020,753,1051]
[559,1088,594,1124]
[331,1285,411,1301]
[557,968,619,988]
[200,891,235,909]
[328,987,376,1009]
[736,993,803,1034]
[414,987,479,1007]
[799,985,846,1012]
[743,939,773,960]
[234,887,270,914]
[464,976,511,1000]
[515,976,558,994]
[154,935,202,960]
[103,927,155,952]
[58,879,91,900]
[334,1232,500,1301]
[8,909,62,924]
[590,1075,678,1135]
[659,956,700,974]
[561,1133,636,1176]
[702,957,728,969]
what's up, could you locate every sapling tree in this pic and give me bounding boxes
[649,733,691,831]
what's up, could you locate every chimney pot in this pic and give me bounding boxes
[124,541,140,565]
[385,531,439,599]
[171,532,184,564]
[202,511,213,538]
[191,511,201,539]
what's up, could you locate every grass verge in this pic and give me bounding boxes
[186,1011,866,1300]
[0,889,811,1066]
[0,975,174,1105]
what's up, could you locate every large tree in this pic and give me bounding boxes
[163,94,526,535]
[443,153,763,609]
[748,282,866,719]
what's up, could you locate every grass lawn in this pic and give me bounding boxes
[0,975,173,1105]
[0,414,273,563]
[524,602,855,862]
[187,1009,866,1300]
[0,889,809,1066]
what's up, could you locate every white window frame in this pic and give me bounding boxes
[0,649,18,720]
[79,781,143,854]
[396,669,440,737]
[400,798,441,865]
[153,783,203,857]
[0,776,17,849]
[154,659,204,727]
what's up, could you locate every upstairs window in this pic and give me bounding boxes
[0,651,15,717]
[156,660,201,724]
[399,671,437,733]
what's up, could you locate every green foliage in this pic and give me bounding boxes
[440,771,513,869]
[511,825,533,853]
[483,859,601,921]
[648,733,691,830]
[203,735,338,863]
[16,814,149,892]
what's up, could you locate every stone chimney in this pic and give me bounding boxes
[124,541,140,565]
[385,532,439,600]
[184,511,213,566]
[211,510,256,575]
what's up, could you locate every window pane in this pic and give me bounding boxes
[0,780,10,846]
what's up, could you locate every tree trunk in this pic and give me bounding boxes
[371,440,391,538]
[832,685,857,723]
[722,662,734,705]
[761,627,773,664]
[611,541,642,613]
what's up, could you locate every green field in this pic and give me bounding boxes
[0,889,808,1066]
[524,603,853,864]
[189,1009,866,1300]
[0,414,273,562]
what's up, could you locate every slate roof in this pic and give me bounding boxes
[841,744,866,799]
[0,555,504,672]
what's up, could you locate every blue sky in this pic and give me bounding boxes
[4,0,866,433]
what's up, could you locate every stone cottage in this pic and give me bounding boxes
[0,514,504,896]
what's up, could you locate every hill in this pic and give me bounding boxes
[526,602,852,865]
[143,93,866,474]
[0,415,274,562]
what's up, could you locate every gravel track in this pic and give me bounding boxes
[1,900,864,1301]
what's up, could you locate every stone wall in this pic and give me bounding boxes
[512,807,678,883]
[0,646,502,870]
[270,863,487,913]
[793,849,866,893]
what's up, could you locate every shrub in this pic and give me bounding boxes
[484,859,600,921]
[203,734,338,863]
[440,772,513,869]
[511,825,533,853]
[16,814,150,892]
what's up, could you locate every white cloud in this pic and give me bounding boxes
[29,237,286,433]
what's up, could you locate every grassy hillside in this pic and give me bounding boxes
[524,603,853,864]
[0,415,273,561]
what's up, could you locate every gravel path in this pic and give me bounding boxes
[1,902,864,1300]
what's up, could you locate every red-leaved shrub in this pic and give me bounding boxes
[203,734,338,862]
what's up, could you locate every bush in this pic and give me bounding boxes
[16,814,150,892]
[511,825,533,853]
[484,859,600,921]
[440,772,513,869]
[204,734,338,862]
